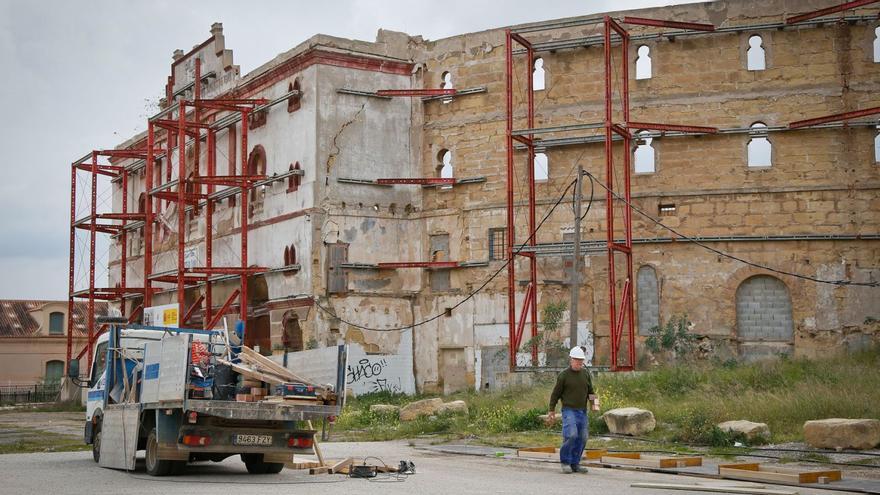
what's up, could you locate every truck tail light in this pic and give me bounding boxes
[288,436,314,448]
[182,434,211,446]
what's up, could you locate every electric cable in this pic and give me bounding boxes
[311,178,579,332]
[583,170,879,288]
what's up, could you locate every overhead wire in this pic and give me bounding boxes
[311,178,579,332]
[583,170,879,287]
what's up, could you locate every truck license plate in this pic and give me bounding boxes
[233,434,273,446]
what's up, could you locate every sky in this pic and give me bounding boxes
[0,0,702,300]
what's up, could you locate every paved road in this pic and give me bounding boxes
[0,440,848,495]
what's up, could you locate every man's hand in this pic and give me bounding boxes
[548,410,556,422]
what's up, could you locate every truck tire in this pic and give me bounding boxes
[145,428,173,476]
[91,422,101,463]
[241,453,283,474]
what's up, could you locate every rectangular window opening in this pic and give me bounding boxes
[488,228,507,261]
[658,203,676,216]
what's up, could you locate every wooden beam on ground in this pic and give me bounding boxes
[719,463,841,484]
[631,482,798,495]
[331,457,353,474]
[601,453,702,468]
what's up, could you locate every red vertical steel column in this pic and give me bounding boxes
[87,151,98,373]
[66,164,77,372]
[144,123,155,307]
[603,17,619,370]
[240,110,250,325]
[120,162,128,315]
[177,102,187,314]
[621,24,636,368]
[505,30,517,369]
[192,60,202,327]
[526,44,538,364]
[205,127,215,327]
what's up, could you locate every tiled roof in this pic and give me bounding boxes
[0,300,107,338]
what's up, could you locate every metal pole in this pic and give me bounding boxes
[569,165,583,348]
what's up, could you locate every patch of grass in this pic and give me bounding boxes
[0,402,85,414]
[0,424,88,455]
[332,347,880,447]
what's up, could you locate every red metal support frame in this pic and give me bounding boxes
[66,164,77,373]
[785,0,880,24]
[788,106,880,129]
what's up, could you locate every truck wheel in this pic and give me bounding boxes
[241,454,283,474]
[145,428,173,476]
[91,424,101,463]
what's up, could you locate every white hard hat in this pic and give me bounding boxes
[569,346,586,360]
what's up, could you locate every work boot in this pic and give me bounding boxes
[570,464,587,473]
[560,463,572,474]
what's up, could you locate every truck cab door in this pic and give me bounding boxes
[86,341,109,422]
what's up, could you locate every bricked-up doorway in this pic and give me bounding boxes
[735,275,794,361]
[636,265,660,336]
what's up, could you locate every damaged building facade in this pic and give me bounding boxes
[94,0,879,395]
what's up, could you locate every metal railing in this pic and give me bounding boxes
[0,383,62,405]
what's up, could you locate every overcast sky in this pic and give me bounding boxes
[0,0,701,300]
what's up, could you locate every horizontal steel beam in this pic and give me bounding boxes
[788,106,880,129]
[622,16,716,31]
[785,0,879,24]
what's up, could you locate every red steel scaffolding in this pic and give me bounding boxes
[505,17,720,371]
[68,59,269,373]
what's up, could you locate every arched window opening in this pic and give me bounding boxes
[45,360,64,383]
[440,71,454,104]
[634,131,656,173]
[287,162,301,192]
[736,275,793,360]
[747,122,772,167]
[635,45,652,80]
[247,145,267,216]
[288,244,297,265]
[873,27,879,63]
[438,149,454,190]
[533,58,545,91]
[288,79,302,112]
[747,35,766,71]
[874,125,880,163]
[534,152,548,181]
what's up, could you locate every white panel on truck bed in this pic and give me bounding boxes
[141,341,161,403]
[158,334,190,402]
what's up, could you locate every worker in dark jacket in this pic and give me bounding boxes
[548,346,595,473]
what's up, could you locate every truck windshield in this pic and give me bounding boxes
[90,342,108,388]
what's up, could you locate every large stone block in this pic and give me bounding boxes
[717,420,771,443]
[399,398,444,421]
[602,407,656,436]
[803,419,880,450]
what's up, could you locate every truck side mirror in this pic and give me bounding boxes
[68,359,80,378]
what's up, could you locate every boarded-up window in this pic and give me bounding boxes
[45,360,64,383]
[488,228,507,261]
[636,266,660,336]
[327,243,349,294]
[736,275,793,360]
[430,234,450,291]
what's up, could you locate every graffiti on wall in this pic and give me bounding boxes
[346,357,403,394]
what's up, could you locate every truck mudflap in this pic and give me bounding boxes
[186,399,340,422]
